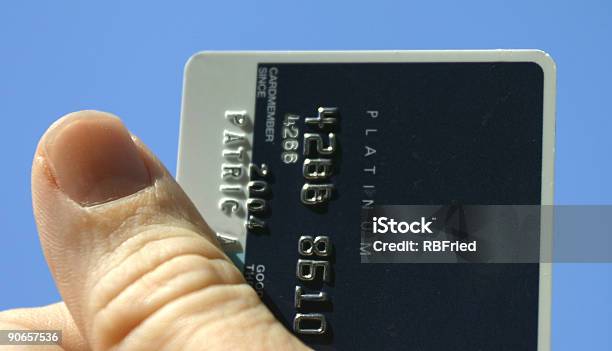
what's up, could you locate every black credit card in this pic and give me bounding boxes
[177,51,556,351]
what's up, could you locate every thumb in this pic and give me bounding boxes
[32,110,308,351]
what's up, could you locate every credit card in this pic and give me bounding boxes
[177,51,556,350]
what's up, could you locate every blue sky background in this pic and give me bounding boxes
[0,1,610,350]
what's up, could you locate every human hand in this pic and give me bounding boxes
[0,111,308,351]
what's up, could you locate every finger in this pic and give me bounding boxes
[0,302,88,351]
[32,110,308,351]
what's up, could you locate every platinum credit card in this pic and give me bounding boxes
[177,51,556,350]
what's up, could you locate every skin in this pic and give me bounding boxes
[0,110,309,351]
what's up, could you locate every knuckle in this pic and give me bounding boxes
[86,226,245,350]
